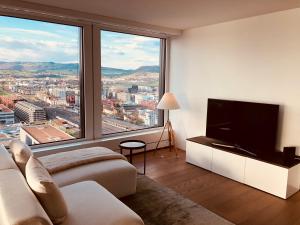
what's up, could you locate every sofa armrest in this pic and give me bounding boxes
[60,181,144,225]
[0,169,53,225]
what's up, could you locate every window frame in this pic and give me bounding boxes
[0,12,94,148]
[0,9,168,148]
[95,27,166,138]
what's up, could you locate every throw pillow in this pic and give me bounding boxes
[9,140,32,174]
[26,156,68,224]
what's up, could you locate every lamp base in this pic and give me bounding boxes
[155,119,178,157]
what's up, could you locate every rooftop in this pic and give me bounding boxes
[0,104,13,113]
[0,133,8,138]
[16,101,44,110]
[21,125,75,144]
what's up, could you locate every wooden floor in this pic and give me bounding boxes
[131,148,300,225]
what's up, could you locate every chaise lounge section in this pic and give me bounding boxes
[0,141,144,225]
[38,146,137,198]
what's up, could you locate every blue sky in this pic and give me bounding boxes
[0,16,80,63]
[101,31,160,69]
[0,16,160,69]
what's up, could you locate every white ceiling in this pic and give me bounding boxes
[22,0,300,30]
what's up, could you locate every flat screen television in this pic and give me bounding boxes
[206,99,279,156]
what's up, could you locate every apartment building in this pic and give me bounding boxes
[0,104,14,124]
[15,101,46,123]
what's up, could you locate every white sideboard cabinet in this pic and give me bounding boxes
[186,136,300,199]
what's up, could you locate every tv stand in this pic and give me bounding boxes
[186,136,300,199]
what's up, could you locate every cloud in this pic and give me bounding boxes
[0,16,81,63]
[0,47,40,61]
[101,31,160,69]
[0,27,62,38]
[101,47,160,69]
[0,26,159,68]
[0,36,79,63]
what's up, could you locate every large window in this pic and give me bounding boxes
[100,30,164,135]
[0,12,167,147]
[0,16,83,146]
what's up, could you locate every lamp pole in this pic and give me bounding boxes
[155,109,178,157]
[155,92,180,157]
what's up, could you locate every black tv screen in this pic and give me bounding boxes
[206,99,279,156]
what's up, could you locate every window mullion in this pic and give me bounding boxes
[92,25,102,139]
[82,24,94,140]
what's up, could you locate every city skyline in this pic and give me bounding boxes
[0,61,159,71]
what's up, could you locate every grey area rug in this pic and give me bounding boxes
[121,176,235,225]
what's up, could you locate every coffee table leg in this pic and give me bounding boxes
[144,146,146,175]
[130,149,133,164]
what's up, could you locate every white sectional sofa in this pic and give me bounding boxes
[0,142,144,225]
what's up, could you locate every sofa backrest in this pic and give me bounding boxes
[0,146,53,225]
[0,145,18,170]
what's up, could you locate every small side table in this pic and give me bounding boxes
[119,140,146,175]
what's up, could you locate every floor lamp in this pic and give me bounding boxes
[155,92,180,156]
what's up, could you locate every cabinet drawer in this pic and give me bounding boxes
[244,158,288,198]
[186,141,213,171]
[212,149,246,183]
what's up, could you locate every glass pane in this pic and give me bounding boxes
[0,16,83,146]
[101,30,162,135]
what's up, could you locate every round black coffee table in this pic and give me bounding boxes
[119,140,146,175]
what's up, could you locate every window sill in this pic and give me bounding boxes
[33,126,169,157]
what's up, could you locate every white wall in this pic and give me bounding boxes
[169,8,300,154]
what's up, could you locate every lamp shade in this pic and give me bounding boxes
[157,92,180,110]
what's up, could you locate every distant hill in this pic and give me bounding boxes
[102,65,160,77]
[0,62,79,72]
[101,67,133,76]
[0,62,160,77]
[134,66,160,73]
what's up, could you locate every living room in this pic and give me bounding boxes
[0,1,300,225]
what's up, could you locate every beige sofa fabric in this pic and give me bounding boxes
[9,140,32,174]
[26,156,68,224]
[60,181,144,225]
[39,147,127,174]
[0,169,53,225]
[0,145,18,170]
[0,143,142,225]
[52,159,137,198]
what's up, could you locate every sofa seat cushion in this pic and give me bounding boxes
[0,145,18,170]
[60,181,144,225]
[0,169,52,225]
[51,159,137,198]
